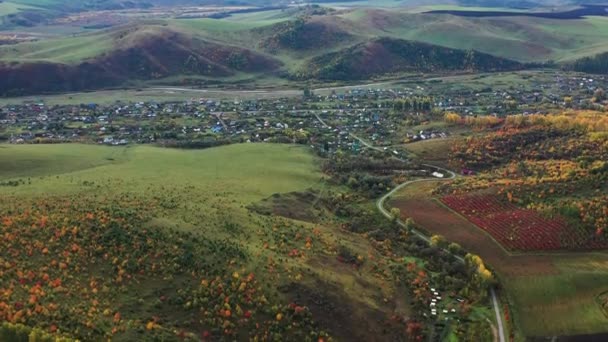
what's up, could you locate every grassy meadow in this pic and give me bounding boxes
[0,86,301,106]
[504,254,608,337]
[0,32,114,64]
[0,143,321,201]
[0,143,413,340]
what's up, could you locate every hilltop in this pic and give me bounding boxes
[1,3,608,94]
[0,24,281,96]
[257,15,356,52]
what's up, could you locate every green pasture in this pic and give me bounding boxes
[0,1,37,15]
[0,143,322,201]
[0,85,301,106]
[9,0,63,9]
[407,5,529,13]
[172,18,283,33]
[505,254,608,337]
[0,144,127,180]
[0,32,113,63]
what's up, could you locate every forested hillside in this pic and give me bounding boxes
[572,52,608,74]
[296,37,525,80]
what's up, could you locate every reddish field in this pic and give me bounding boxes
[441,194,607,251]
[391,195,557,277]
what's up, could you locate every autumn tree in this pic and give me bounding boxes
[464,253,494,299]
[406,320,424,341]
[448,242,463,255]
[390,208,401,222]
[444,112,462,125]
[430,234,448,248]
[593,88,606,103]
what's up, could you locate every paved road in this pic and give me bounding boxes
[490,287,506,342]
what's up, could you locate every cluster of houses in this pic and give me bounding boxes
[1,71,604,150]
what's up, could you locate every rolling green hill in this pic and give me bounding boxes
[0,143,422,341]
[2,3,608,95]
[336,9,608,63]
[0,24,282,96]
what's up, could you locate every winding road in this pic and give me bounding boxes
[376,163,506,342]
[376,164,456,245]
[311,111,506,342]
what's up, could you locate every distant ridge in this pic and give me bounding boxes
[425,4,608,20]
[0,26,281,96]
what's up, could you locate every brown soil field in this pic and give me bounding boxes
[389,181,557,277]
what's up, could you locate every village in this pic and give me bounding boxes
[1,72,606,155]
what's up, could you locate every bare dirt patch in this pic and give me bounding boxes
[248,190,322,223]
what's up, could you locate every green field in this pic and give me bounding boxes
[0,143,321,200]
[172,17,285,33]
[0,32,114,63]
[505,254,608,337]
[408,5,529,13]
[0,1,37,16]
[0,144,127,180]
[9,0,62,7]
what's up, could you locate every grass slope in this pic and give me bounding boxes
[0,33,114,64]
[506,255,608,337]
[0,144,126,180]
[0,143,414,340]
[0,143,321,199]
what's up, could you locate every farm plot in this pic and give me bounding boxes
[391,181,608,338]
[441,194,608,251]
